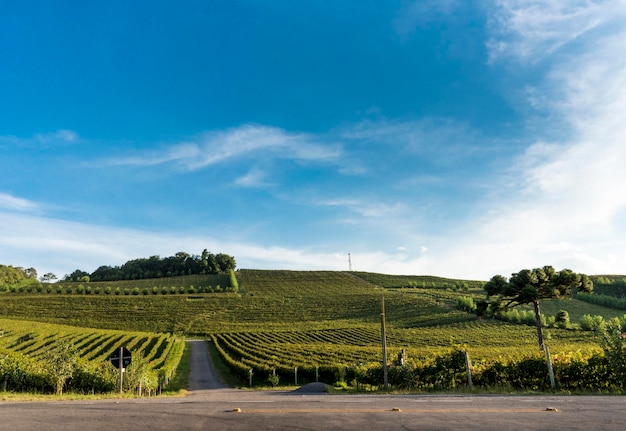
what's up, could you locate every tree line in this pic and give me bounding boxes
[64,249,236,282]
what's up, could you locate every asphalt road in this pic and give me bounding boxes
[1,341,625,431]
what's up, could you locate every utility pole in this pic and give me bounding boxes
[381,296,388,391]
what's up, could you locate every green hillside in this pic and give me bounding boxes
[2,269,625,392]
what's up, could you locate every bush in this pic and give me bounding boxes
[230,269,239,293]
[580,314,605,331]
[555,310,570,329]
[456,296,476,313]
[267,369,280,387]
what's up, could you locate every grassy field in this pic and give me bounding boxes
[1,269,623,391]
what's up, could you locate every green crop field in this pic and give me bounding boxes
[1,269,624,393]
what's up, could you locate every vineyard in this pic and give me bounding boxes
[0,318,184,395]
[1,269,626,393]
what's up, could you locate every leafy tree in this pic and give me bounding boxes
[216,253,236,273]
[480,266,592,351]
[24,267,38,279]
[40,272,57,283]
[601,318,626,388]
[46,340,78,395]
[64,269,90,282]
[0,265,40,290]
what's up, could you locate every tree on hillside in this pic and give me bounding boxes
[24,267,38,279]
[479,266,593,351]
[46,340,78,395]
[40,272,57,283]
[64,269,90,281]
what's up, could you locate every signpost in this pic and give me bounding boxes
[110,347,132,394]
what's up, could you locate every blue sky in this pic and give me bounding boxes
[2,0,626,280]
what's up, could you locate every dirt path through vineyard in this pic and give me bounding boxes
[187,340,226,391]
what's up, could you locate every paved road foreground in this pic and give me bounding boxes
[1,341,625,430]
[3,388,626,430]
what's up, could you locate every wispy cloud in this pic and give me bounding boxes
[486,0,626,64]
[315,197,407,219]
[0,193,38,212]
[0,129,79,149]
[235,167,272,188]
[431,0,626,278]
[104,124,342,170]
[339,117,488,160]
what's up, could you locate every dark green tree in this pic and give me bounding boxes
[40,272,57,283]
[481,266,592,351]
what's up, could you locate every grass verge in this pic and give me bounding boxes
[206,338,243,388]
[162,341,192,394]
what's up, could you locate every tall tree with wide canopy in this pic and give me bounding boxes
[481,266,593,351]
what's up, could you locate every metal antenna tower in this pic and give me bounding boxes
[348,253,352,271]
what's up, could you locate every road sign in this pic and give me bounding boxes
[110,347,132,369]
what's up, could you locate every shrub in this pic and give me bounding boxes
[580,314,605,331]
[267,369,280,387]
[114,287,121,296]
[104,286,112,295]
[142,288,149,295]
[456,296,476,313]
[230,269,239,293]
[555,310,570,329]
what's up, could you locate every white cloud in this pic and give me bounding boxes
[235,168,271,188]
[104,124,342,170]
[34,129,79,144]
[423,0,626,279]
[0,129,80,149]
[487,0,626,63]
[315,197,407,219]
[0,210,365,277]
[0,193,38,212]
[338,117,487,161]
